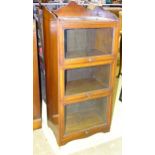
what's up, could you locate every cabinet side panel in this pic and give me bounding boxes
[43,9,58,124]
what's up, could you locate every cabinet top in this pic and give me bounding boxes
[44,1,118,22]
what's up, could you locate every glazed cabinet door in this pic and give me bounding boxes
[62,25,118,68]
[64,64,111,96]
[64,28,114,58]
[64,96,110,135]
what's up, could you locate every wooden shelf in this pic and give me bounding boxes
[65,78,108,96]
[65,98,107,134]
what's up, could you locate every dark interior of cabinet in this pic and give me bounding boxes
[64,28,113,58]
[65,97,108,134]
[65,65,110,96]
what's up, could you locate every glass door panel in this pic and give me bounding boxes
[64,97,108,134]
[65,64,111,96]
[64,28,113,59]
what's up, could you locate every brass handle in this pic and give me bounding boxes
[88,57,94,62]
[86,93,90,98]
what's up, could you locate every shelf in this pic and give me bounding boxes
[65,64,110,96]
[65,97,107,134]
[65,78,108,96]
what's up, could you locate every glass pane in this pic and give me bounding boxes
[64,28,113,58]
[65,97,108,134]
[65,64,110,96]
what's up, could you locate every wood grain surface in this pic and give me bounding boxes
[43,1,119,145]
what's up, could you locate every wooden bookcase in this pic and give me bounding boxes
[33,19,42,130]
[43,1,119,145]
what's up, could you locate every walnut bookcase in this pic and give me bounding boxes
[43,1,119,145]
